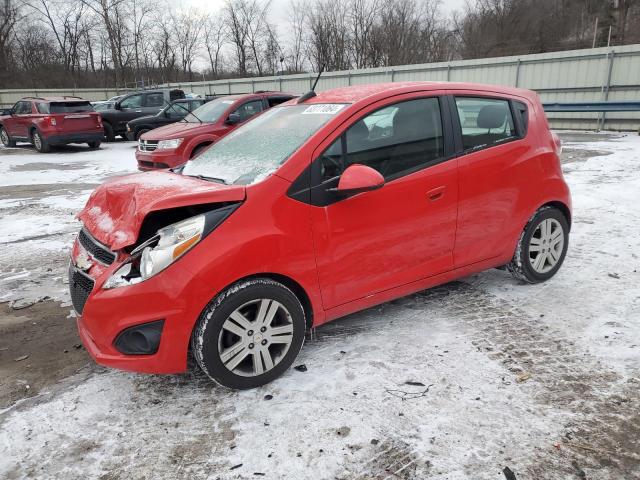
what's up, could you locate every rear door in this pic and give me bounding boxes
[308,93,459,309]
[450,93,526,267]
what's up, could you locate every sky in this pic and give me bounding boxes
[186,0,469,42]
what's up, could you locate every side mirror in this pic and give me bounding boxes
[226,113,241,125]
[329,164,384,195]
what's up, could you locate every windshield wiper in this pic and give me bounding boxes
[185,174,228,185]
[174,102,203,124]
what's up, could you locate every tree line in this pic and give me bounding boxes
[1,0,639,90]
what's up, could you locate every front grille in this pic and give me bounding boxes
[138,139,158,152]
[69,265,94,315]
[78,228,116,265]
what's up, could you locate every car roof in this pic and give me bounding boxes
[298,82,537,105]
[22,96,88,103]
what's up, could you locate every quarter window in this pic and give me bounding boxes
[455,97,516,151]
[319,97,444,182]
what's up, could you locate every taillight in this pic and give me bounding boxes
[551,131,562,155]
[47,116,57,126]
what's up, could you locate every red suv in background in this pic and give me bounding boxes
[0,97,103,152]
[136,92,295,170]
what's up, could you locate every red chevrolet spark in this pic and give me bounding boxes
[69,82,571,389]
[135,92,295,171]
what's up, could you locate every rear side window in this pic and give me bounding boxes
[455,97,516,152]
[319,97,444,182]
[146,93,165,108]
[49,102,93,113]
[513,101,529,136]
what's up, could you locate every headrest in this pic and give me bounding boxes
[477,104,508,129]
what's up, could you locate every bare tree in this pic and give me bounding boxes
[171,8,204,81]
[286,0,307,72]
[203,13,227,77]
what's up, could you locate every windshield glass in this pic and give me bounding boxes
[182,104,346,185]
[183,97,235,123]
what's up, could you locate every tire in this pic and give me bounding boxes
[507,206,569,283]
[192,278,306,389]
[0,126,16,147]
[31,129,50,153]
[88,141,101,149]
[135,129,149,141]
[103,122,116,142]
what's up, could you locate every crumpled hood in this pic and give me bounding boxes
[78,171,245,250]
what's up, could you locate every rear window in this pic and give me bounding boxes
[47,102,94,114]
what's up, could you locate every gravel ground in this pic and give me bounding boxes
[0,133,638,479]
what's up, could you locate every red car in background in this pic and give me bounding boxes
[135,92,295,170]
[0,97,103,152]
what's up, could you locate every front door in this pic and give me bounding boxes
[309,95,459,309]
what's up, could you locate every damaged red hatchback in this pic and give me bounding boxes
[70,82,571,389]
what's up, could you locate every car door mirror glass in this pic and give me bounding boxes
[330,164,384,195]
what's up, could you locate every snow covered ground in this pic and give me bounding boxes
[0,134,639,479]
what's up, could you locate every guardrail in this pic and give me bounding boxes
[543,101,640,112]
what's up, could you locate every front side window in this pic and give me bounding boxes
[319,97,444,182]
[120,95,143,109]
[15,101,32,114]
[455,97,516,151]
[182,104,342,185]
[232,100,263,122]
[146,93,165,108]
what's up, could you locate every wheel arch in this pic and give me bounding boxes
[540,200,571,230]
[229,272,314,329]
[189,140,214,158]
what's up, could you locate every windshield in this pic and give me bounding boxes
[183,97,235,123]
[182,104,346,185]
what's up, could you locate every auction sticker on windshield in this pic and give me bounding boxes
[302,104,346,115]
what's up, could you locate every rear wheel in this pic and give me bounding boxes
[103,122,115,142]
[0,126,16,147]
[31,130,50,153]
[88,141,101,149]
[507,206,569,283]
[192,278,306,389]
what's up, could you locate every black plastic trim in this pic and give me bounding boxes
[114,320,164,355]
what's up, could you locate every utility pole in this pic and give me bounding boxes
[592,17,599,48]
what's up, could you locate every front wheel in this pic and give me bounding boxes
[192,279,306,389]
[507,206,569,283]
[32,130,50,153]
[103,123,115,142]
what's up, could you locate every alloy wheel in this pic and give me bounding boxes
[529,218,564,274]
[217,298,294,377]
[0,129,8,145]
[33,132,42,150]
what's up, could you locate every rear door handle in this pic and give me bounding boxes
[427,186,446,201]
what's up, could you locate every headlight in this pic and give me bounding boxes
[156,138,183,150]
[102,205,239,289]
[139,215,205,280]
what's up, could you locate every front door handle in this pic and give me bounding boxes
[427,186,446,201]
